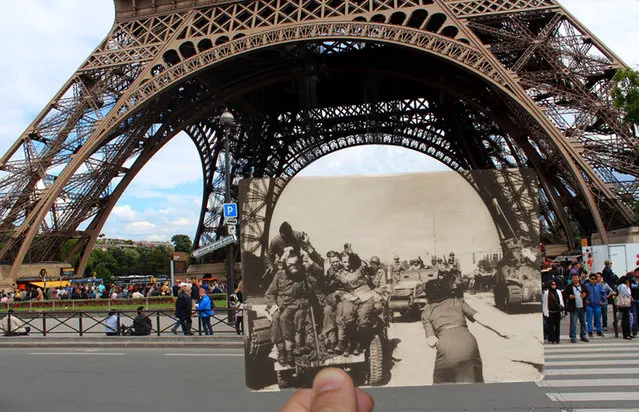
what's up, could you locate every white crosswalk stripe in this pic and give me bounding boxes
[542,339,639,411]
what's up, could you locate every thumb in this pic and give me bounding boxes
[310,368,358,412]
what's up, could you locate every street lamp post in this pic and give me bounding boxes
[220,109,235,317]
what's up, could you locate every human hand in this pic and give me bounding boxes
[282,246,294,261]
[426,336,438,348]
[281,368,374,412]
[344,243,353,254]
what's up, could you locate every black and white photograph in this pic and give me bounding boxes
[240,169,543,391]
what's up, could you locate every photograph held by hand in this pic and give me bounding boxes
[281,368,374,412]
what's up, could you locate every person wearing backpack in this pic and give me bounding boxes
[196,288,214,335]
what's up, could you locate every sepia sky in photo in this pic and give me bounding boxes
[268,171,504,271]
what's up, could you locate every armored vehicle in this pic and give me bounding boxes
[389,268,436,319]
[494,264,541,312]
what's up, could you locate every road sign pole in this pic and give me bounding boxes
[223,114,235,322]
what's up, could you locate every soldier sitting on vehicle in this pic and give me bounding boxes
[265,254,313,367]
[322,251,343,353]
[300,250,328,350]
[266,221,323,273]
[334,248,379,357]
[409,258,424,271]
[390,255,404,285]
[362,256,387,289]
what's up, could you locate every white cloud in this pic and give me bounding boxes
[111,205,136,221]
[126,221,157,233]
[299,146,451,177]
[171,218,193,226]
[147,234,170,242]
[127,132,203,191]
[0,1,114,150]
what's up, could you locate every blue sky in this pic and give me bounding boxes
[0,0,637,242]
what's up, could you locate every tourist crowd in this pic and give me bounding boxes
[542,259,638,343]
[0,278,231,303]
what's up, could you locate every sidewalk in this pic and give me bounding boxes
[0,335,244,349]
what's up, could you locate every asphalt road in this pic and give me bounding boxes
[2,299,636,411]
[0,347,557,412]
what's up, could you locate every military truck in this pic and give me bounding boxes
[389,267,437,319]
[245,299,391,390]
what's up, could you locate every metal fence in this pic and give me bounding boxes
[0,308,241,337]
[1,294,228,312]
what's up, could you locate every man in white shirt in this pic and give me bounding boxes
[105,310,119,336]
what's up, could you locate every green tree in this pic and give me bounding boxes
[612,67,639,124]
[85,248,118,284]
[151,245,171,275]
[171,234,192,253]
[135,246,153,275]
[59,238,81,268]
[109,247,140,276]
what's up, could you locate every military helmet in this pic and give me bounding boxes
[370,256,381,265]
[286,263,302,278]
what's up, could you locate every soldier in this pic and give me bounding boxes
[334,251,377,356]
[363,256,386,289]
[447,252,464,297]
[300,250,327,350]
[434,257,445,276]
[409,259,423,271]
[322,251,342,353]
[265,221,322,273]
[390,255,404,285]
[265,255,311,366]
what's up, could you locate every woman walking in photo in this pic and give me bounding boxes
[421,274,484,384]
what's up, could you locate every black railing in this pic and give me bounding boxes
[0,309,241,337]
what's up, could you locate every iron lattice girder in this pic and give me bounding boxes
[199,96,546,255]
[0,0,635,279]
[465,9,639,202]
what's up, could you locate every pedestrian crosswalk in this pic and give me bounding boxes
[541,338,639,412]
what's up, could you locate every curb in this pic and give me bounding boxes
[0,342,245,349]
[0,336,245,349]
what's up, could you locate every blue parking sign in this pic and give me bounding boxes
[223,203,238,218]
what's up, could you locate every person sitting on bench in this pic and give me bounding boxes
[132,306,152,336]
[2,310,31,336]
[105,310,120,336]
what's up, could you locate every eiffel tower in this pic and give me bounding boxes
[0,0,636,284]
